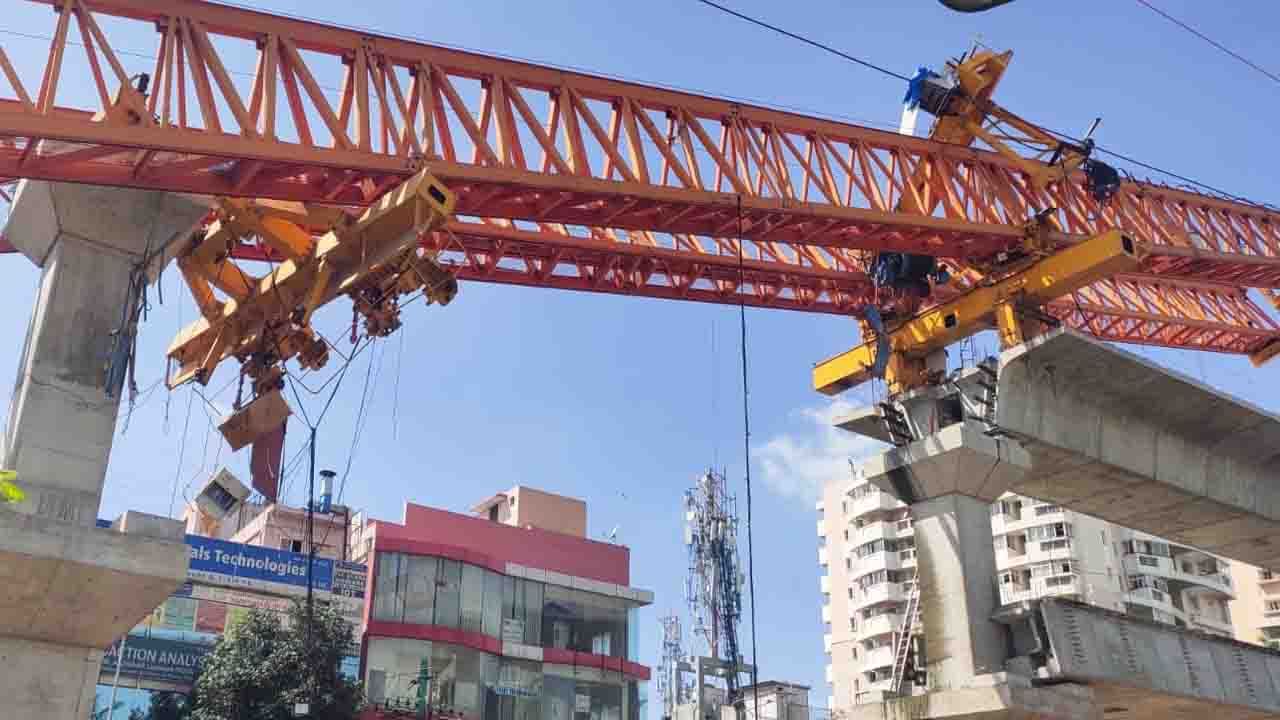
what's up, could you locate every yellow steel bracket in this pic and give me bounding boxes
[813,230,1142,397]
[166,168,457,390]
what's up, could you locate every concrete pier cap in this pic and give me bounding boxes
[858,420,1031,505]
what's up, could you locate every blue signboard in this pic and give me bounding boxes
[185,534,333,594]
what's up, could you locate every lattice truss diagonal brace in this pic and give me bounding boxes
[168,169,457,393]
[0,0,1276,359]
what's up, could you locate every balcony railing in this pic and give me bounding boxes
[861,644,895,670]
[858,613,900,640]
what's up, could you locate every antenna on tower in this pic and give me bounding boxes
[682,469,751,718]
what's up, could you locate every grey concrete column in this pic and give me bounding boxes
[912,493,1007,690]
[2,180,209,527]
[0,181,202,719]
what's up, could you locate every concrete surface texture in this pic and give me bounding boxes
[0,180,204,719]
[2,180,209,527]
[1040,598,1280,715]
[912,494,1008,692]
[844,674,1103,720]
[859,421,1031,505]
[0,636,103,720]
[997,329,1280,570]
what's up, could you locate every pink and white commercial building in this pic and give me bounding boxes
[350,486,653,720]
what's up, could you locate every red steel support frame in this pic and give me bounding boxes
[0,0,1277,355]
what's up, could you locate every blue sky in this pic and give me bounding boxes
[2,0,1280,707]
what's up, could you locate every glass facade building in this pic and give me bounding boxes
[365,551,648,720]
[358,498,651,720]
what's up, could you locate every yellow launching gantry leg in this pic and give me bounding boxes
[813,230,1142,397]
[167,169,458,446]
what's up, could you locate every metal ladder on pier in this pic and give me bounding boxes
[889,566,921,696]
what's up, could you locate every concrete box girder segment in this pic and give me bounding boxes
[848,599,1280,720]
[996,328,1280,569]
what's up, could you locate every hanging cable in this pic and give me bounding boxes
[166,387,195,517]
[734,194,761,720]
[1134,0,1280,87]
[693,0,911,82]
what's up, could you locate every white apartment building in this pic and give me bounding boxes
[1231,565,1280,649]
[818,474,1236,711]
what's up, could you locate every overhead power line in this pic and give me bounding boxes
[1134,0,1280,87]
[693,0,911,82]
[690,0,1271,208]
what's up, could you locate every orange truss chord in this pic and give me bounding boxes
[0,0,1276,357]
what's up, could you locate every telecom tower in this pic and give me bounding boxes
[684,470,744,668]
[677,470,752,720]
[658,613,684,720]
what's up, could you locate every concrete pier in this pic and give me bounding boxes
[0,181,204,718]
[837,328,1280,719]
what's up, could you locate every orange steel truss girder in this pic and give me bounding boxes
[0,0,1277,358]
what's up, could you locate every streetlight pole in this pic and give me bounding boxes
[305,425,317,716]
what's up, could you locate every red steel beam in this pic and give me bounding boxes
[0,0,1276,358]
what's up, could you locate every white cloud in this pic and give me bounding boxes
[753,399,885,505]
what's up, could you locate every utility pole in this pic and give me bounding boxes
[305,425,317,717]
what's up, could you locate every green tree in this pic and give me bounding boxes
[187,600,362,720]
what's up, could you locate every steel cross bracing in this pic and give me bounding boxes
[0,0,1278,355]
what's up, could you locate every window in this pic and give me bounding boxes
[489,505,500,522]
[1261,569,1275,581]
[1130,575,1169,592]
[402,555,438,625]
[434,559,463,628]
[991,499,1021,519]
[844,530,850,541]
[281,538,303,553]
[542,586,625,658]
[842,501,848,515]
[483,569,503,638]
[1266,601,1280,614]
[861,605,895,620]
[1138,555,1159,567]
[1030,561,1072,578]
[503,576,544,647]
[849,618,857,631]
[1026,522,1071,541]
[824,622,833,633]
[1040,539,1070,552]
[1035,504,1062,516]
[1045,575,1074,588]
[373,553,406,622]
[845,558,852,571]
[364,637,430,705]
[460,563,485,633]
[847,588,853,599]
[818,536,827,548]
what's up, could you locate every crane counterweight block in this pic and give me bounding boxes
[166,168,457,396]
